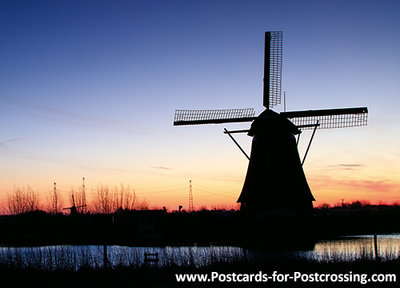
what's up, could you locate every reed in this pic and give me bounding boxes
[0,244,398,271]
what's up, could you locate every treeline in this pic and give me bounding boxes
[3,186,399,217]
[313,201,400,232]
[317,200,399,209]
[315,200,400,213]
[3,184,150,215]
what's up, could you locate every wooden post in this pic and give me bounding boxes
[374,234,379,261]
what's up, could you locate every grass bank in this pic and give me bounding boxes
[0,250,398,287]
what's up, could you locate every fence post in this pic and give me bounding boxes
[373,234,379,261]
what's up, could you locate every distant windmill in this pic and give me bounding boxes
[174,31,368,216]
[63,193,87,216]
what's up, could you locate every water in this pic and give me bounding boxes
[0,245,244,270]
[302,234,400,262]
[1,234,399,269]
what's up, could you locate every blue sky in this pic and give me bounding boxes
[0,0,399,209]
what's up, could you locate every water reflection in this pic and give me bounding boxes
[300,234,400,262]
[0,245,244,270]
[0,234,399,269]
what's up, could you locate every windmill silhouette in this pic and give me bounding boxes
[63,193,87,216]
[174,31,368,217]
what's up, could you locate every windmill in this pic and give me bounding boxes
[174,31,368,217]
[63,193,87,216]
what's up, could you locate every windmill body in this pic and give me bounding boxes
[174,31,368,216]
[238,109,314,216]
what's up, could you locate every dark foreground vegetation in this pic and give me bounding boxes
[0,204,399,287]
[0,254,398,287]
[0,203,399,246]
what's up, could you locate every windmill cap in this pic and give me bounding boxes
[248,109,300,136]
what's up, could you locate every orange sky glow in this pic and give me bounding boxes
[1,1,399,214]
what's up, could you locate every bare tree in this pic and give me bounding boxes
[0,199,7,215]
[7,187,41,215]
[135,198,150,210]
[115,184,136,211]
[92,184,137,214]
[92,185,113,214]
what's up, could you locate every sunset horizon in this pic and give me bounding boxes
[1,0,399,214]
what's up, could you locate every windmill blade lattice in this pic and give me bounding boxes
[174,108,256,126]
[281,107,368,129]
[264,31,283,109]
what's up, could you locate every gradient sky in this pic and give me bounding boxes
[0,0,399,211]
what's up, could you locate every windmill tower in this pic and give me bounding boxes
[174,31,368,217]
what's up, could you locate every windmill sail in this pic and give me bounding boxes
[264,31,283,109]
[174,108,255,126]
[281,107,368,129]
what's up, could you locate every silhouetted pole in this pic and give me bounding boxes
[224,128,250,160]
[301,121,319,166]
[296,133,301,146]
[284,91,286,112]
[53,182,57,214]
[82,177,86,214]
[374,234,379,261]
[189,180,194,212]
